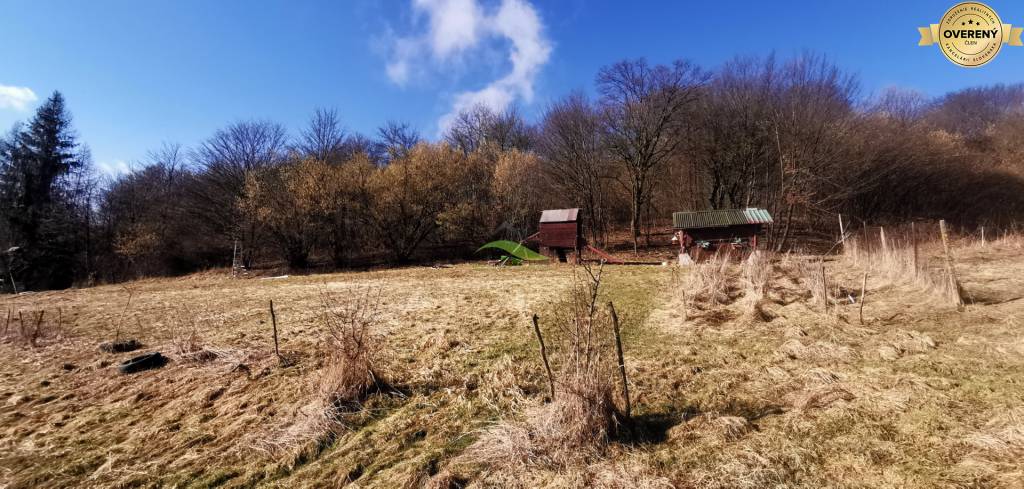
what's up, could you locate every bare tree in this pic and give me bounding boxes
[377,121,420,163]
[296,108,348,164]
[536,93,612,245]
[597,59,708,253]
[188,120,288,267]
[769,54,860,250]
[444,104,533,155]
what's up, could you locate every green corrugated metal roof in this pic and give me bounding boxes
[672,208,773,229]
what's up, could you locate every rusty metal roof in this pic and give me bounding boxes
[540,208,580,223]
[672,208,773,229]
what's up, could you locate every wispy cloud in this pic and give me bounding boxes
[0,85,38,112]
[385,0,552,132]
[97,159,132,176]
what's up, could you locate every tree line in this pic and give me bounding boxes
[3,53,1024,290]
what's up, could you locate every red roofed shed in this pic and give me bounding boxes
[538,208,582,262]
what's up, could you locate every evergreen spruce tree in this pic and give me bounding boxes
[0,91,83,289]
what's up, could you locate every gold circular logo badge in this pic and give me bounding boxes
[937,2,1004,67]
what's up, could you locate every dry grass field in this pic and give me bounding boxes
[2,235,1023,488]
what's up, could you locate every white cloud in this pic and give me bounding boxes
[0,85,38,112]
[386,0,552,132]
[97,160,132,176]
[416,0,482,60]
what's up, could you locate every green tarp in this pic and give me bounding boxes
[476,240,548,261]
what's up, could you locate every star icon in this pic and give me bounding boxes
[968,19,974,25]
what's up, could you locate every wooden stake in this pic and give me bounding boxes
[911,221,918,276]
[32,310,44,347]
[269,300,282,364]
[879,227,888,254]
[859,272,868,325]
[114,288,134,342]
[531,313,556,401]
[838,214,846,250]
[939,220,965,310]
[607,302,631,418]
[981,226,986,247]
[835,283,841,320]
[2,308,9,336]
[819,258,829,314]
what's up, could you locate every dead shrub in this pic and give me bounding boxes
[258,286,390,458]
[679,249,736,313]
[740,251,775,318]
[170,306,204,357]
[845,228,962,303]
[678,249,777,321]
[2,309,66,347]
[741,251,772,301]
[316,286,387,419]
[795,258,831,312]
[463,264,622,470]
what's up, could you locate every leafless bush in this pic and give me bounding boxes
[845,227,962,303]
[464,264,621,470]
[258,286,389,458]
[679,249,734,312]
[316,286,388,425]
[2,309,66,347]
[796,258,831,312]
[741,251,773,304]
[169,306,206,358]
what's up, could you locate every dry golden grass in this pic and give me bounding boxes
[1,234,1023,488]
[458,265,625,476]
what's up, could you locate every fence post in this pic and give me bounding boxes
[859,272,868,325]
[531,314,556,401]
[838,214,845,251]
[939,220,965,310]
[607,302,631,418]
[269,300,282,364]
[911,221,918,275]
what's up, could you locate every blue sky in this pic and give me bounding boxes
[1,0,1022,175]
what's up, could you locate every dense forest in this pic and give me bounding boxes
[2,53,1024,290]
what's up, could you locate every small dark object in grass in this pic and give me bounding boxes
[99,339,142,354]
[119,352,168,374]
[61,363,76,371]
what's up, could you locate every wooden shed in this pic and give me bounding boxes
[538,208,583,262]
[672,208,772,257]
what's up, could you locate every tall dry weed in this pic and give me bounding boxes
[845,231,960,303]
[461,264,622,471]
[260,286,389,458]
[796,258,831,312]
[317,286,388,423]
[740,251,773,305]
[679,249,734,313]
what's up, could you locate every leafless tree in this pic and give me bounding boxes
[597,58,708,253]
[536,93,613,245]
[444,104,533,155]
[188,120,288,267]
[377,121,420,163]
[297,108,348,164]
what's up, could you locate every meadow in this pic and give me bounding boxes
[1,232,1023,488]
